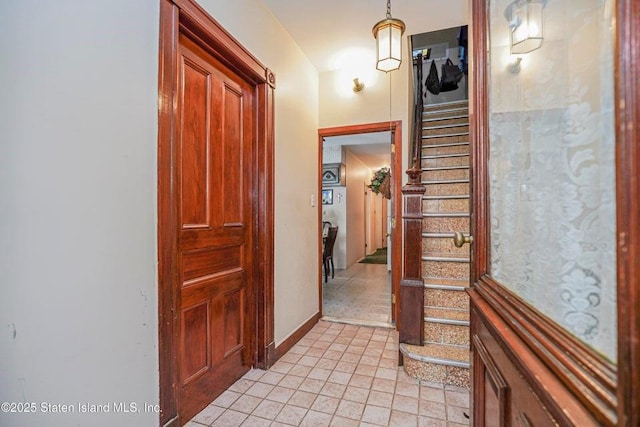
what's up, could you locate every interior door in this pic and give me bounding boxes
[175,32,255,422]
[468,0,638,425]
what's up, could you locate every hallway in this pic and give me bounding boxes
[322,263,392,327]
[186,320,470,426]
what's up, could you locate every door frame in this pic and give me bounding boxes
[317,121,402,324]
[157,0,275,425]
[469,0,639,424]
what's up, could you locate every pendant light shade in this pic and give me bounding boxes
[373,1,405,72]
[504,0,545,54]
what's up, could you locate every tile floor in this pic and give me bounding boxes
[186,320,470,427]
[322,263,392,327]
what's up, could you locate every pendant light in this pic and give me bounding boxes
[372,0,406,72]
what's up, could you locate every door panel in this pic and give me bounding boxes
[176,32,254,422]
[468,0,628,425]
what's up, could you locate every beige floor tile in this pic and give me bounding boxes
[420,400,446,419]
[229,378,256,393]
[288,364,312,377]
[211,409,248,427]
[258,371,284,385]
[310,395,340,415]
[245,382,275,399]
[334,361,357,373]
[327,370,352,385]
[251,400,283,420]
[329,415,360,426]
[389,410,419,427]
[343,386,370,404]
[421,385,446,403]
[446,405,470,425]
[361,404,391,425]
[212,390,242,408]
[334,399,365,420]
[266,386,296,404]
[445,390,470,408]
[392,395,419,413]
[300,409,332,427]
[308,367,332,381]
[240,415,271,426]
[348,374,374,389]
[230,394,263,414]
[354,364,378,377]
[288,390,318,409]
[275,404,308,425]
[299,378,325,393]
[279,374,305,390]
[395,381,420,398]
[319,382,346,399]
[192,404,225,425]
[419,416,448,427]
[367,390,393,408]
[371,377,396,392]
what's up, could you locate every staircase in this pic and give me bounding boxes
[400,100,471,388]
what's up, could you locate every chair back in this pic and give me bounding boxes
[323,226,338,258]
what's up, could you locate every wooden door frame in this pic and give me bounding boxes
[469,0,639,424]
[157,0,275,425]
[317,122,402,324]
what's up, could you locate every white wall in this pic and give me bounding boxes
[0,2,160,426]
[0,1,319,425]
[198,0,320,348]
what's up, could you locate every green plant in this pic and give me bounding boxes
[368,167,391,196]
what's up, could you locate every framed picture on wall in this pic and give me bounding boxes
[322,189,333,205]
[322,163,346,187]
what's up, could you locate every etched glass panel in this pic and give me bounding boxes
[487,0,617,361]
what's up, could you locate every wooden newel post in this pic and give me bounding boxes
[399,165,426,345]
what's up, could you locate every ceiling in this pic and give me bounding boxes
[325,132,391,170]
[263,0,468,72]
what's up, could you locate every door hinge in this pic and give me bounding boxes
[391,218,396,229]
[392,294,396,304]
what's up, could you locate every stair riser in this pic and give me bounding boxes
[425,322,469,346]
[422,134,468,145]
[425,307,470,322]
[424,182,469,197]
[424,288,470,310]
[421,126,469,136]
[424,117,468,127]
[423,260,470,281]
[423,104,468,114]
[403,359,469,388]
[422,156,469,168]
[421,144,469,157]
[423,238,469,256]
[422,216,469,233]
[422,168,469,182]
[422,197,469,213]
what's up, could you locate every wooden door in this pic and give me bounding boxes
[174,32,255,422]
[468,0,639,425]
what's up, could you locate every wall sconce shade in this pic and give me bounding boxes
[505,0,545,54]
[372,0,405,72]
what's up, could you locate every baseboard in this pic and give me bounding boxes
[274,312,321,360]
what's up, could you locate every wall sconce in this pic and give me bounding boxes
[508,57,523,73]
[352,78,365,92]
[372,0,405,72]
[504,0,546,54]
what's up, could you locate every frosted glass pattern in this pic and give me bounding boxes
[487,0,617,361]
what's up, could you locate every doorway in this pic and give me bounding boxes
[157,1,275,425]
[317,122,402,327]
